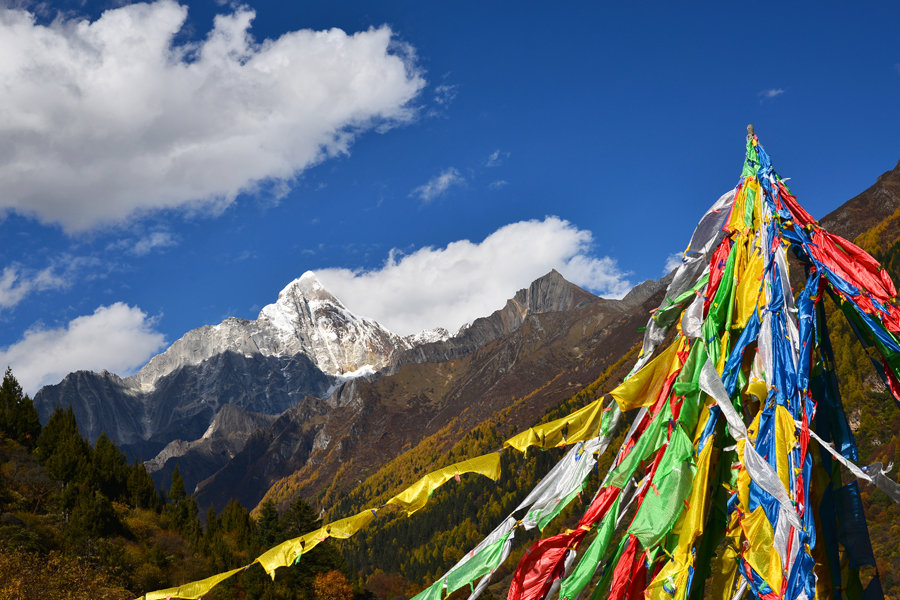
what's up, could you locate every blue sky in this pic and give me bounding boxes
[1,0,899,393]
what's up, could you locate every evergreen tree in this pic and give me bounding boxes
[66,482,121,541]
[127,460,161,510]
[283,495,319,538]
[165,466,201,542]
[0,367,41,449]
[91,432,130,502]
[255,499,281,548]
[35,406,91,484]
[221,499,255,550]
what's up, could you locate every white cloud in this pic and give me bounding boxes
[488,179,509,190]
[410,167,465,204]
[315,217,631,336]
[485,149,509,167]
[434,83,458,106]
[0,303,166,394]
[663,252,682,275]
[132,231,177,255]
[0,264,71,310]
[758,88,785,100]
[0,1,425,231]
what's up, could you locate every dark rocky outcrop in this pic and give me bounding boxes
[35,351,333,461]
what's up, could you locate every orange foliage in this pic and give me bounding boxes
[313,570,354,600]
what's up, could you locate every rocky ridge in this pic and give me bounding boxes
[194,270,665,512]
[33,272,407,460]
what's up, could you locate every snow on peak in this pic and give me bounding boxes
[405,327,451,345]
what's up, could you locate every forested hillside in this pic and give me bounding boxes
[0,367,356,600]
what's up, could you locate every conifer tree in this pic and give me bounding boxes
[91,432,130,502]
[0,367,41,449]
[35,405,91,484]
[127,459,161,510]
[165,466,201,541]
[256,499,281,548]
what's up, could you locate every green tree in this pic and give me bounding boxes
[0,367,41,449]
[91,432,130,502]
[255,499,281,548]
[283,495,319,538]
[35,406,91,484]
[165,466,200,541]
[221,499,254,549]
[127,460,160,510]
[66,482,121,541]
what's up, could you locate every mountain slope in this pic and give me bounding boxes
[195,271,665,512]
[32,272,412,461]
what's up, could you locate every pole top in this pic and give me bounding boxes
[747,124,755,138]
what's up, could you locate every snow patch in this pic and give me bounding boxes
[325,364,377,397]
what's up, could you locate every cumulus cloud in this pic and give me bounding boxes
[0,303,166,394]
[0,264,70,310]
[315,217,631,335]
[410,167,465,204]
[663,252,682,275]
[758,88,785,101]
[0,1,425,231]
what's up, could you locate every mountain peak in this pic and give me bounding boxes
[511,270,599,314]
[273,271,339,306]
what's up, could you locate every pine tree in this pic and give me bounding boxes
[221,499,255,549]
[165,466,200,541]
[35,405,91,484]
[91,432,130,502]
[126,460,160,510]
[0,367,41,449]
[255,499,281,548]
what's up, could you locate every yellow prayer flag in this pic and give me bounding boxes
[740,506,784,592]
[609,339,683,412]
[504,397,605,453]
[137,565,246,600]
[255,525,328,578]
[672,440,714,564]
[645,560,690,600]
[733,239,765,329]
[386,453,501,516]
[774,405,798,492]
[326,508,376,538]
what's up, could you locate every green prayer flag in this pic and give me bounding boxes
[628,426,696,549]
[409,579,444,600]
[606,409,668,489]
[558,497,621,600]
[444,531,513,595]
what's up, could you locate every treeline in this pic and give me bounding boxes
[0,367,360,600]
[329,348,638,594]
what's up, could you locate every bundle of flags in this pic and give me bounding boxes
[485,130,900,600]
[137,131,900,600]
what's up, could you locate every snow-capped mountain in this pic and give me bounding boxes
[33,272,415,459]
[129,271,412,393]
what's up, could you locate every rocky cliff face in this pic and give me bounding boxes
[33,272,407,459]
[35,350,334,460]
[194,271,663,512]
[820,159,900,241]
[143,403,278,494]
[390,269,602,368]
[129,272,409,392]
